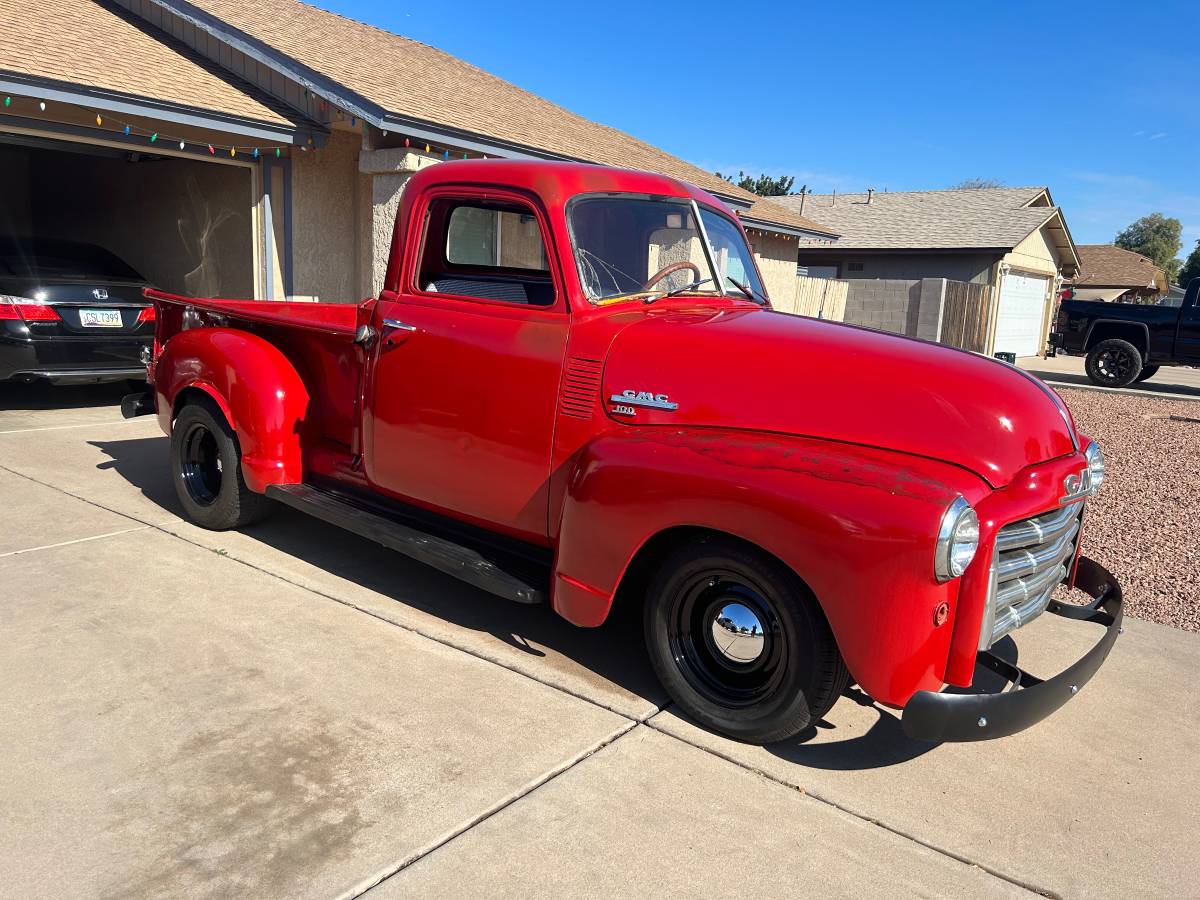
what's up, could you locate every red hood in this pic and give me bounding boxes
[601,307,1077,488]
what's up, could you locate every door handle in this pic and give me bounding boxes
[382,319,418,333]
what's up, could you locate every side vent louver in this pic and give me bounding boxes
[560,357,603,419]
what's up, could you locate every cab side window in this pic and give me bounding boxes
[418,198,554,306]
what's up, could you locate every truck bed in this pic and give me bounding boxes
[147,289,370,449]
[145,289,365,338]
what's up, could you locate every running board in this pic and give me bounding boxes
[266,483,545,605]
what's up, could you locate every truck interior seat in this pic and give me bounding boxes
[424,277,553,306]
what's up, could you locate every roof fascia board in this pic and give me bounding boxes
[143,0,389,126]
[739,216,837,240]
[0,71,305,143]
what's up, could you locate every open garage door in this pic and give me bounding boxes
[994,272,1049,358]
[0,134,254,299]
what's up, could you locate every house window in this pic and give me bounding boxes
[846,262,865,272]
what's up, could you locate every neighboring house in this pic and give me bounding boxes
[1070,244,1166,302]
[0,0,836,305]
[774,187,1080,357]
[1162,283,1187,307]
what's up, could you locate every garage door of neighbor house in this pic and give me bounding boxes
[994,272,1049,357]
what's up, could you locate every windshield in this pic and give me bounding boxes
[568,196,764,303]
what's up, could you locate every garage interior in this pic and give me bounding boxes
[0,134,254,298]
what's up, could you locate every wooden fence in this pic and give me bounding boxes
[775,275,848,321]
[938,280,991,352]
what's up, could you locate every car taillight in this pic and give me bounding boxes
[0,298,60,322]
[137,306,156,323]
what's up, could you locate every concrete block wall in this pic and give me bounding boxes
[842,279,923,335]
[841,277,952,342]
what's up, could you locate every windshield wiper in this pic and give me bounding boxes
[727,277,769,306]
[649,277,715,302]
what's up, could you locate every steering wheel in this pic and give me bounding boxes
[643,260,702,291]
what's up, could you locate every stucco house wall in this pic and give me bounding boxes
[1003,225,1061,276]
[290,128,362,302]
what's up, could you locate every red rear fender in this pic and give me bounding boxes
[553,428,989,706]
[154,328,311,492]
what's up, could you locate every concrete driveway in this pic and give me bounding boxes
[2,383,1197,899]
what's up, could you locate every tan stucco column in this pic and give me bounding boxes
[358,149,440,297]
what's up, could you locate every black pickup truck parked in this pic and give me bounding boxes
[1049,278,1199,386]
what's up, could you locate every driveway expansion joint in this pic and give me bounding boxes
[342,719,641,899]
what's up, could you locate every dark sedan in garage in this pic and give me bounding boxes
[1,238,154,385]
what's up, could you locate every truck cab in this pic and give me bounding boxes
[133,160,1123,745]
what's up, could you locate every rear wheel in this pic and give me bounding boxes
[1134,365,1160,383]
[170,398,273,530]
[1085,338,1142,387]
[644,537,849,744]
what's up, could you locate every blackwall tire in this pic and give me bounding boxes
[644,536,848,744]
[1085,339,1142,387]
[170,398,274,530]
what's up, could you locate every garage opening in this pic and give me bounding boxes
[0,134,254,298]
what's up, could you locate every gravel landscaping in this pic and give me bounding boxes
[1055,387,1199,632]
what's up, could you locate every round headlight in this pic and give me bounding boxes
[935,496,979,582]
[1085,441,1105,492]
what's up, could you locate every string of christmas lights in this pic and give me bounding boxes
[1,93,485,163]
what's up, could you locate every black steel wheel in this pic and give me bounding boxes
[645,536,849,744]
[180,419,223,506]
[1085,338,1143,387]
[170,397,274,530]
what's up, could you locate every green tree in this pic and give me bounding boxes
[1114,213,1183,283]
[1178,239,1200,288]
[716,171,798,196]
[949,177,1006,189]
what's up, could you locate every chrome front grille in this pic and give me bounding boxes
[980,503,1084,649]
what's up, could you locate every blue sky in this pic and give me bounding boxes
[318,0,1197,259]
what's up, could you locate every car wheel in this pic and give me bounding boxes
[1085,338,1142,387]
[171,398,273,530]
[1134,365,1159,383]
[644,536,849,744]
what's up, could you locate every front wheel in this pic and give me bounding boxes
[1085,338,1142,387]
[644,537,849,744]
[170,398,273,530]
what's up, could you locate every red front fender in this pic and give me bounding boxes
[154,328,311,493]
[552,427,989,707]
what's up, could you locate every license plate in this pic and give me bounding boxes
[79,309,123,328]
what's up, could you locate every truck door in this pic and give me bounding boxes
[1175,281,1200,364]
[364,189,568,545]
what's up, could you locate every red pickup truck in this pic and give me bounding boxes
[126,160,1122,744]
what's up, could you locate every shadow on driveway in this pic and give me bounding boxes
[89,433,662,713]
[90,432,1025,771]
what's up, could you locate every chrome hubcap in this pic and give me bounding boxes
[710,602,766,663]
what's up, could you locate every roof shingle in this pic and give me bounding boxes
[181,0,835,235]
[1073,244,1165,289]
[775,187,1056,250]
[0,0,295,125]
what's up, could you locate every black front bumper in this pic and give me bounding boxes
[902,557,1122,742]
